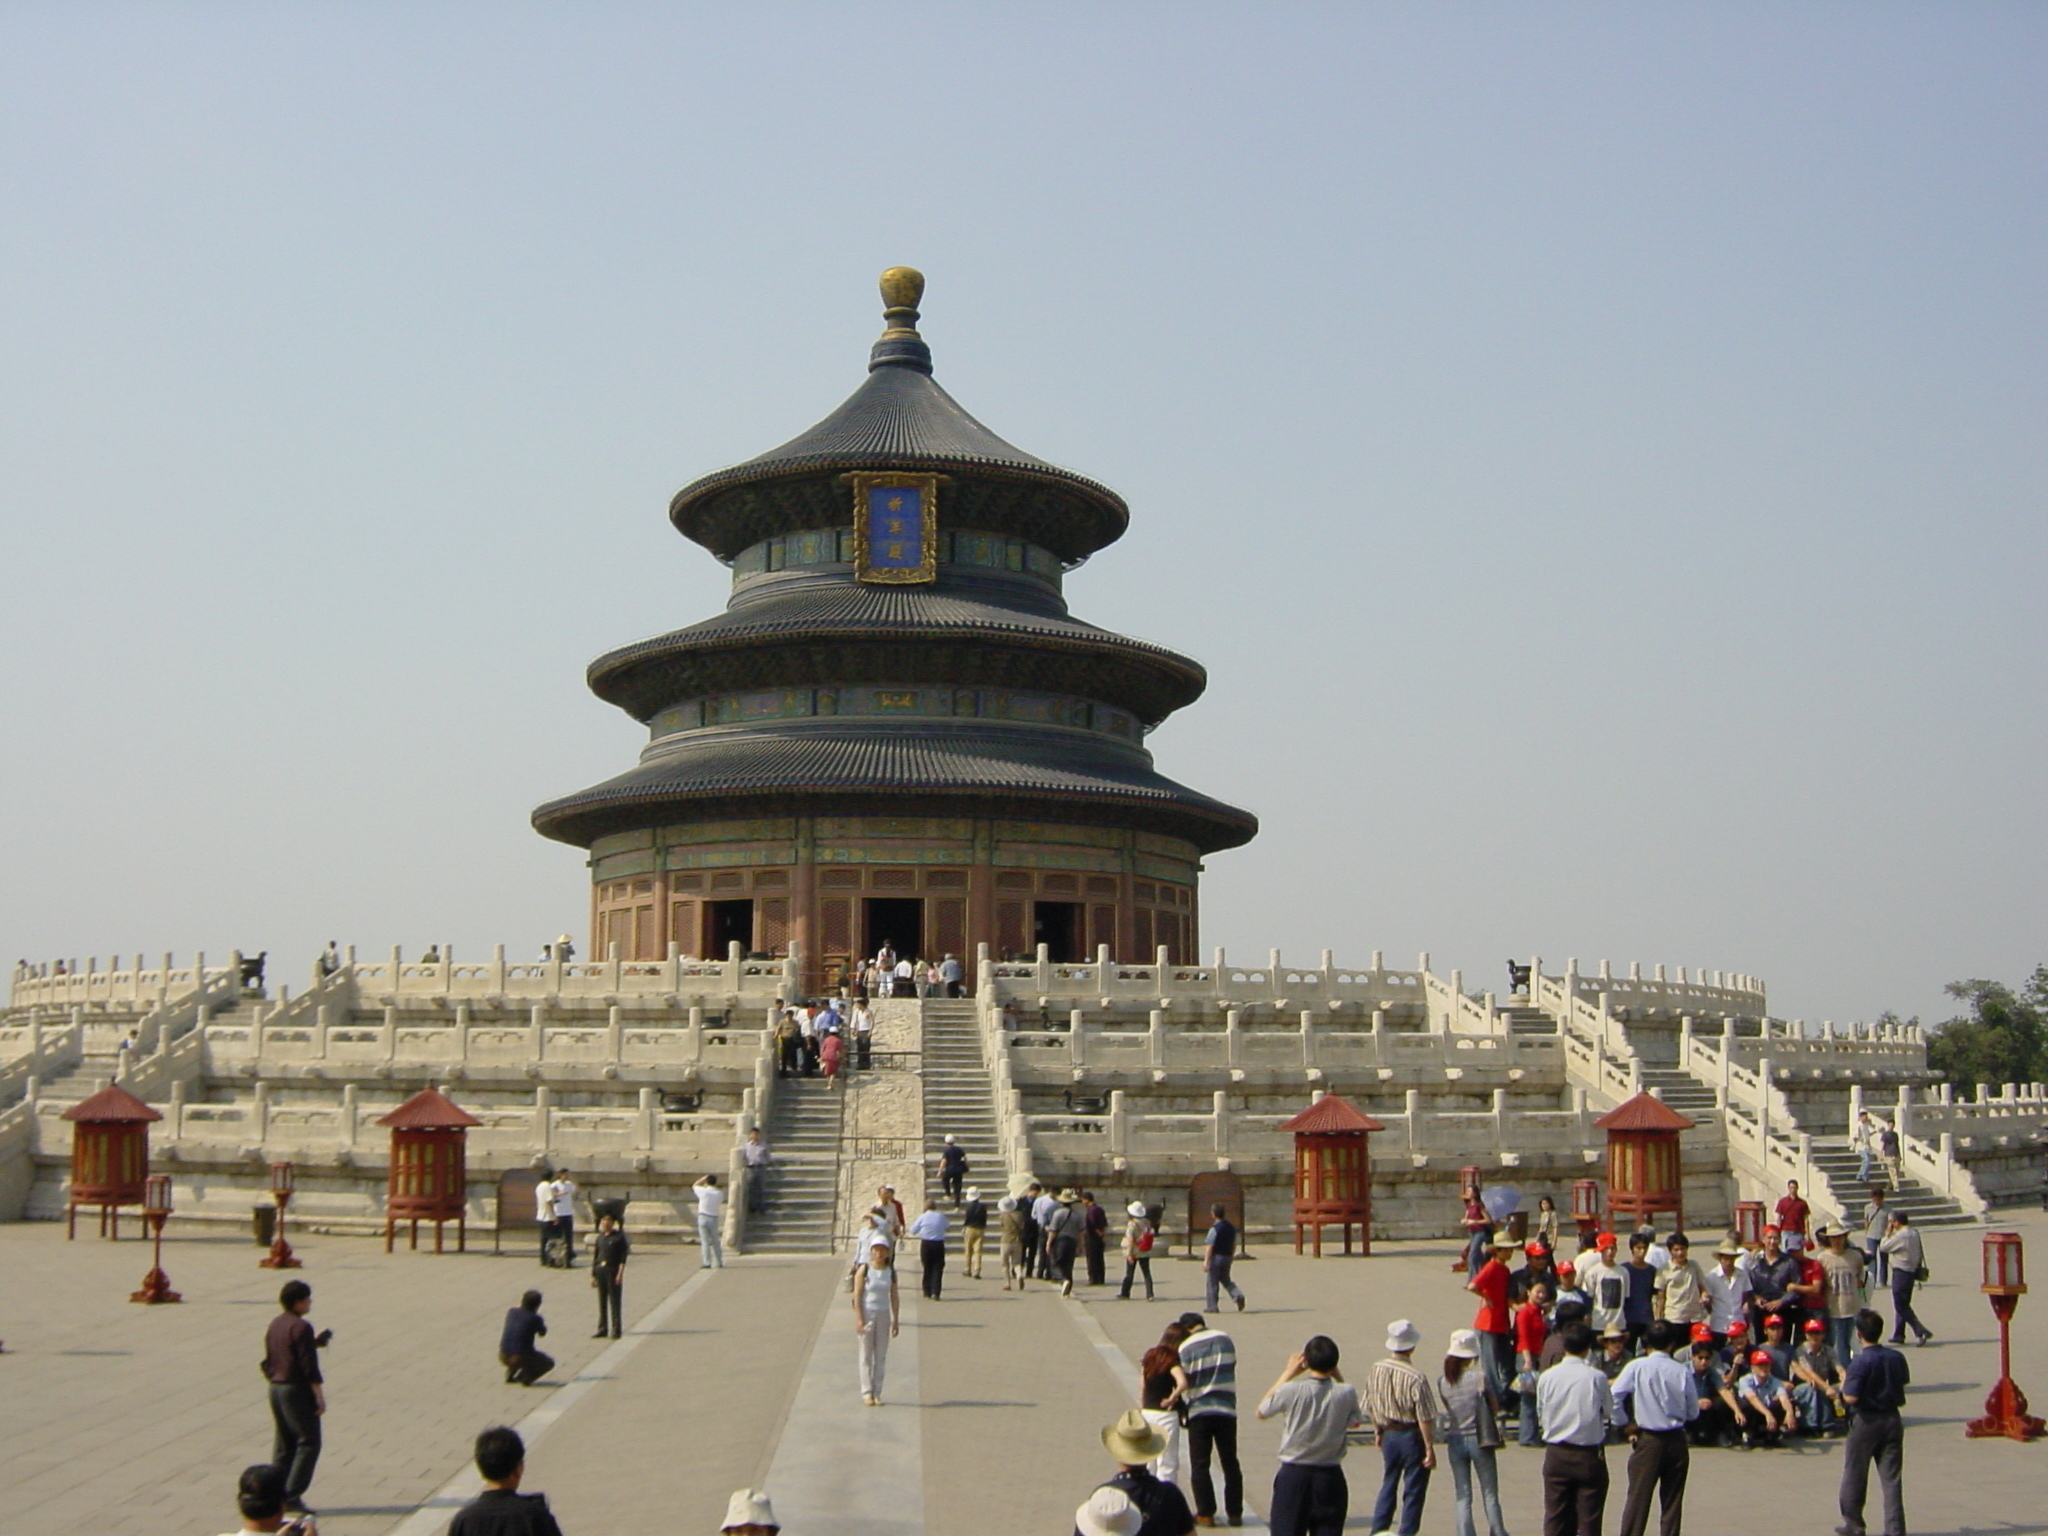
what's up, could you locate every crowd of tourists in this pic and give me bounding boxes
[839,940,967,1000]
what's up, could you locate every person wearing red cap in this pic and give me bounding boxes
[1745,1226,1804,1339]
[1791,1318,1847,1434]
[1511,1241,1557,1306]
[1735,1350,1796,1445]
[1576,1233,1626,1340]
[1552,1260,1587,1315]
[1754,1314,1796,1380]
[1685,1328,1739,1448]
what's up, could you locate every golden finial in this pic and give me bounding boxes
[879,266,925,335]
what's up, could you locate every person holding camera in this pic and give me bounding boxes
[260,1280,331,1516]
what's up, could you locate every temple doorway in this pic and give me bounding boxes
[1033,901,1085,963]
[863,897,924,961]
[707,899,754,956]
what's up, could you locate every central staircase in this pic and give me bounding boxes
[742,1074,844,1254]
[920,999,1004,1207]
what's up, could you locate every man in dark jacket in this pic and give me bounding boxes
[591,1215,629,1339]
[261,1279,330,1516]
[499,1290,554,1386]
[1082,1191,1110,1287]
[451,1426,563,1536]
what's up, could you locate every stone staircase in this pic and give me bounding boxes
[1806,1135,1972,1228]
[1638,1066,1718,1120]
[919,999,1004,1207]
[742,1074,845,1254]
[1498,1003,1557,1036]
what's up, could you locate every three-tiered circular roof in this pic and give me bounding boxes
[532,270,1256,856]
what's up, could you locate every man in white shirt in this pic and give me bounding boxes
[1032,1186,1061,1279]
[850,1002,874,1071]
[1537,1323,1616,1536]
[740,1127,772,1215]
[693,1174,726,1269]
[551,1171,578,1268]
[1702,1238,1752,1344]
[908,1200,950,1300]
[533,1173,559,1267]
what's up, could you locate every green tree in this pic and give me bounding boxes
[1923,964,2048,1095]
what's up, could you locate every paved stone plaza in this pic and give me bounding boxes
[2,1213,2043,1535]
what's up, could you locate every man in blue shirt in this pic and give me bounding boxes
[498,1289,554,1386]
[1613,1320,1699,1536]
[1837,1309,1909,1536]
[1204,1203,1246,1314]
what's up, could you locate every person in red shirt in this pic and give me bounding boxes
[1774,1179,1812,1253]
[1513,1279,1552,1445]
[1467,1231,1517,1405]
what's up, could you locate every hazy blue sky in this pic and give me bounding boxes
[3,5,2042,1027]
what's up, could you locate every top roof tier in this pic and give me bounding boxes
[668,269,1130,564]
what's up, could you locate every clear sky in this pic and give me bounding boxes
[3,4,2042,1028]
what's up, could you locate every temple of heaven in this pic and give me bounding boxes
[533,269,1256,982]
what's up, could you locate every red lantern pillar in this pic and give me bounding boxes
[259,1161,302,1269]
[129,1174,181,1304]
[378,1087,481,1254]
[60,1084,161,1239]
[1967,1231,2045,1441]
[1593,1093,1695,1236]
[1278,1095,1385,1257]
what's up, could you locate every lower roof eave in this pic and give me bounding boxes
[531,783,1257,858]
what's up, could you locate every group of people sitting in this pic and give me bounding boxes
[1464,1195,1920,1451]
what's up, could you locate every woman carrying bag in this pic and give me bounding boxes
[1119,1200,1158,1301]
[1438,1328,1509,1536]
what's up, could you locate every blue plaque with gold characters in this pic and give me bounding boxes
[852,472,939,584]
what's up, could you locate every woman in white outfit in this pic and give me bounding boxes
[853,1239,901,1406]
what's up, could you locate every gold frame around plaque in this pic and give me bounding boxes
[851,472,940,584]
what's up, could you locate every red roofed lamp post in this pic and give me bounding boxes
[60,1083,161,1239]
[378,1087,481,1254]
[259,1161,302,1269]
[1967,1230,2045,1441]
[1276,1093,1385,1257]
[1593,1092,1696,1236]
[129,1173,181,1304]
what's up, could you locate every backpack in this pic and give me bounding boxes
[1136,1222,1155,1253]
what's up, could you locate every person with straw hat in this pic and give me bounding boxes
[1362,1319,1438,1536]
[1256,1334,1360,1536]
[719,1488,778,1535]
[1089,1409,1196,1536]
